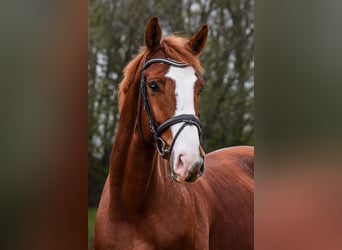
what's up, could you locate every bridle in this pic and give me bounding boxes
[138,58,202,160]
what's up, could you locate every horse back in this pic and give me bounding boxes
[206,145,254,177]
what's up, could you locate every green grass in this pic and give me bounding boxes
[88,207,97,250]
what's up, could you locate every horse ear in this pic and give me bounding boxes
[188,24,208,56]
[145,17,162,52]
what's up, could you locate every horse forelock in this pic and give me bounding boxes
[118,36,204,113]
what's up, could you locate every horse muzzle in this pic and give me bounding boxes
[170,154,204,183]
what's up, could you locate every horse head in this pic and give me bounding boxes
[139,17,208,183]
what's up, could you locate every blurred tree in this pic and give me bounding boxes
[88,0,254,206]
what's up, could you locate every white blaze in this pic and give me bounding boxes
[165,66,201,179]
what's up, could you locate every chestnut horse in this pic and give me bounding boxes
[95,17,254,250]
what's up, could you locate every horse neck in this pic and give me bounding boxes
[108,78,166,214]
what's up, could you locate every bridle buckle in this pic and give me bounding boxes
[156,137,169,158]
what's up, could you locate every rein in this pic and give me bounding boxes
[138,58,202,159]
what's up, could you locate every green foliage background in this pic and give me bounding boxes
[88,0,254,208]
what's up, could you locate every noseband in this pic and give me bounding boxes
[138,58,202,159]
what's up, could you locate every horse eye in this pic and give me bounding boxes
[148,81,160,93]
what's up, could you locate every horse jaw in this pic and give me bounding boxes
[166,66,204,183]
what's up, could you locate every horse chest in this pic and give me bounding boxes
[137,212,195,249]
[107,208,202,250]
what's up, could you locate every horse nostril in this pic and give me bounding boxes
[178,154,184,167]
[174,154,185,175]
[191,157,204,172]
[191,161,201,173]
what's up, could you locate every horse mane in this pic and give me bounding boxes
[118,36,204,112]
